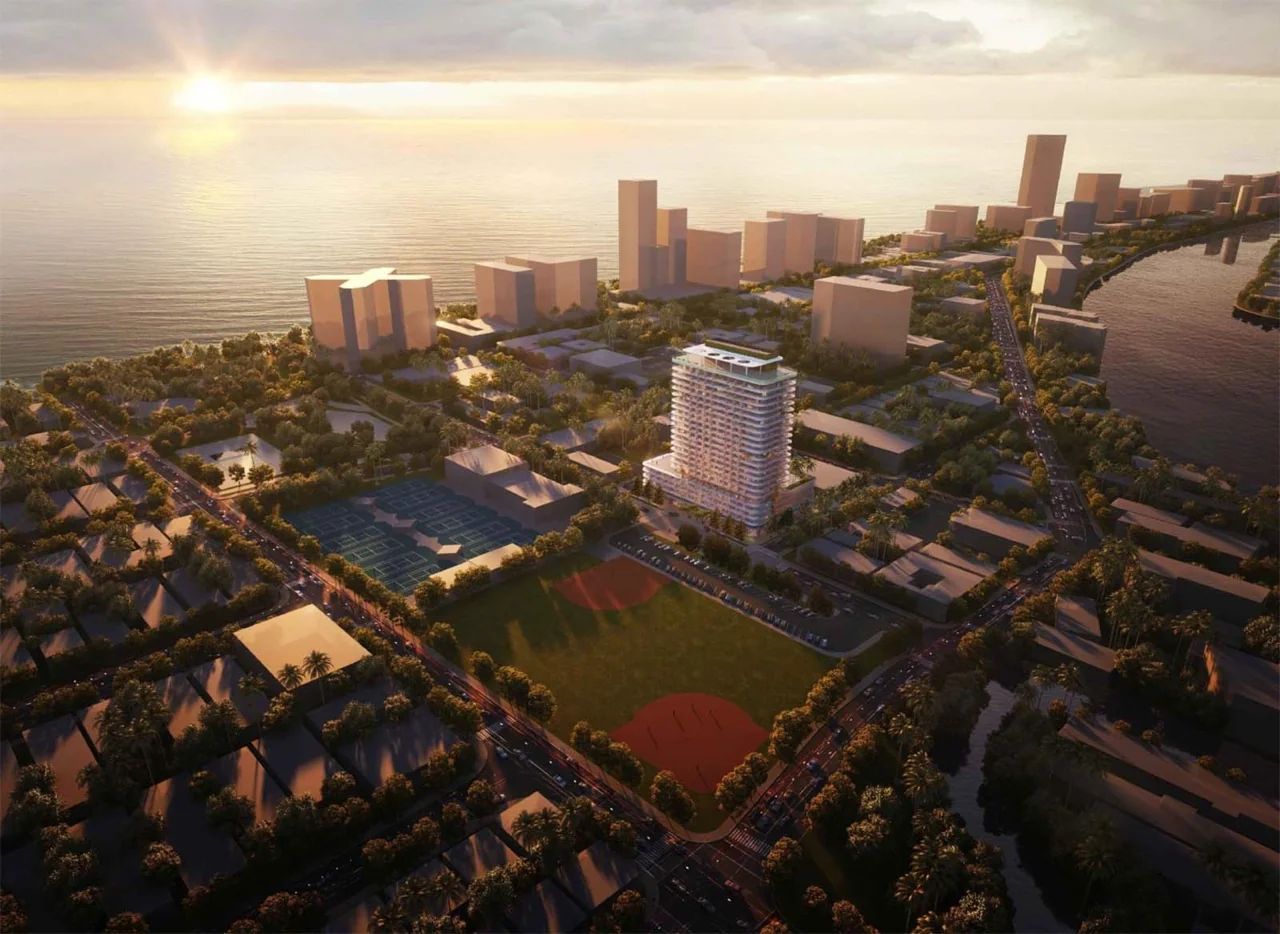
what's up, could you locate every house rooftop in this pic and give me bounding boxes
[951,506,1052,548]
[1055,594,1102,640]
[1205,644,1280,713]
[1137,550,1270,604]
[444,444,526,476]
[233,604,370,689]
[875,549,985,603]
[796,409,922,455]
[553,840,640,911]
[1034,623,1116,673]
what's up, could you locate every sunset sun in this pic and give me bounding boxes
[172,74,233,113]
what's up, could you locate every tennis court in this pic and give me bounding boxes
[286,478,535,593]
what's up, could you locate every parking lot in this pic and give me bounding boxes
[611,527,910,655]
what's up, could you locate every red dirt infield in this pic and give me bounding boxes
[552,555,667,611]
[611,693,768,793]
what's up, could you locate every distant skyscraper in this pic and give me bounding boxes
[686,228,742,289]
[643,343,796,529]
[814,216,865,265]
[305,267,435,371]
[657,207,688,285]
[766,211,820,274]
[504,255,598,316]
[1074,173,1123,222]
[811,276,912,366]
[475,261,537,328]
[743,218,787,280]
[1017,134,1067,217]
[618,179,658,291]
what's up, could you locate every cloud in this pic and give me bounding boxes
[0,0,1274,78]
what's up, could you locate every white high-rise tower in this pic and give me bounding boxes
[643,343,797,529]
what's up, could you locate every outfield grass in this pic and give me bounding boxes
[439,552,833,829]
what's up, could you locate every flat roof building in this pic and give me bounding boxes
[949,506,1052,558]
[1137,550,1269,625]
[935,204,980,241]
[743,218,787,281]
[1204,643,1279,757]
[658,207,688,285]
[1055,594,1102,639]
[570,348,642,378]
[1116,511,1264,572]
[1032,254,1080,307]
[305,267,436,371]
[795,408,922,473]
[1074,173,1123,222]
[924,209,959,244]
[1034,306,1105,358]
[811,276,912,366]
[766,211,820,274]
[233,604,370,694]
[618,180,659,292]
[1015,236,1083,278]
[940,295,987,318]
[1061,200,1098,236]
[985,204,1034,233]
[815,215,865,265]
[1032,623,1115,694]
[1023,216,1058,238]
[902,230,945,253]
[643,343,797,530]
[504,255,598,317]
[475,261,537,329]
[686,228,742,290]
[1017,134,1067,218]
[444,444,583,528]
[874,546,991,622]
[553,841,640,914]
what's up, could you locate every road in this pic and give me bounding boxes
[985,273,1098,551]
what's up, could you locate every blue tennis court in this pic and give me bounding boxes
[285,477,535,594]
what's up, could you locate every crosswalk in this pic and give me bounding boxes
[726,825,770,855]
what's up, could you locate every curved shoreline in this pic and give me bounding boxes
[1081,218,1276,300]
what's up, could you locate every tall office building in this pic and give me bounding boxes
[657,207,688,285]
[686,228,742,289]
[814,216,865,265]
[743,218,787,280]
[923,208,959,245]
[305,267,436,371]
[504,255,598,316]
[1074,173,1123,222]
[811,276,912,365]
[618,179,658,291]
[766,211,820,274]
[1016,134,1067,218]
[475,261,537,328]
[643,343,796,529]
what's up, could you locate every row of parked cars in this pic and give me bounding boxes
[616,536,832,650]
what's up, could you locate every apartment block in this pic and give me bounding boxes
[1032,255,1079,307]
[657,207,688,285]
[1061,200,1098,235]
[985,204,1034,233]
[1138,192,1172,218]
[1015,236,1083,278]
[743,218,787,281]
[902,231,944,253]
[1115,187,1141,219]
[643,343,797,529]
[815,216,865,265]
[305,267,436,371]
[1023,217,1058,238]
[766,211,820,274]
[935,204,979,241]
[475,261,537,328]
[811,275,911,365]
[1074,173,1123,222]
[504,255,597,316]
[1017,134,1067,217]
[924,209,959,244]
[618,179,659,291]
[686,228,742,290]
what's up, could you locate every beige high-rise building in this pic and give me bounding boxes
[618,180,658,291]
[1154,187,1202,214]
[1031,254,1078,306]
[1115,187,1141,219]
[686,228,742,290]
[475,261,537,328]
[1234,185,1255,218]
[935,205,979,241]
[811,276,911,365]
[1187,178,1225,208]
[902,231,944,253]
[766,211,820,274]
[657,207,688,285]
[985,204,1034,233]
[1017,134,1067,218]
[743,218,787,281]
[1015,237,1083,278]
[1073,173,1122,222]
[1138,192,1172,218]
[305,267,436,371]
[814,216,865,266]
[1023,217,1058,238]
[504,256,598,316]
[924,209,959,244]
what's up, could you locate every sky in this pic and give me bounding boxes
[2,0,1278,119]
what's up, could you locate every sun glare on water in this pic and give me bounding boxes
[173,75,234,113]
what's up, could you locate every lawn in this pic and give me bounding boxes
[439,552,833,829]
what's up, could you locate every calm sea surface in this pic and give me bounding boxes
[3,116,1278,475]
[1087,230,1279,489]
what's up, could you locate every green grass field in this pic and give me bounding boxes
[439,552,833,829]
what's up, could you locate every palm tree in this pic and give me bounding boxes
[239,436,259,463]
[427,868,465,912]
[1054,662,1082,713]
[894,870,929,931]
[1173,610,1213,674]
[238,674,267,748]
[1075,817,1119,911]
[303,651,333,702]
[277,663,304,692]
